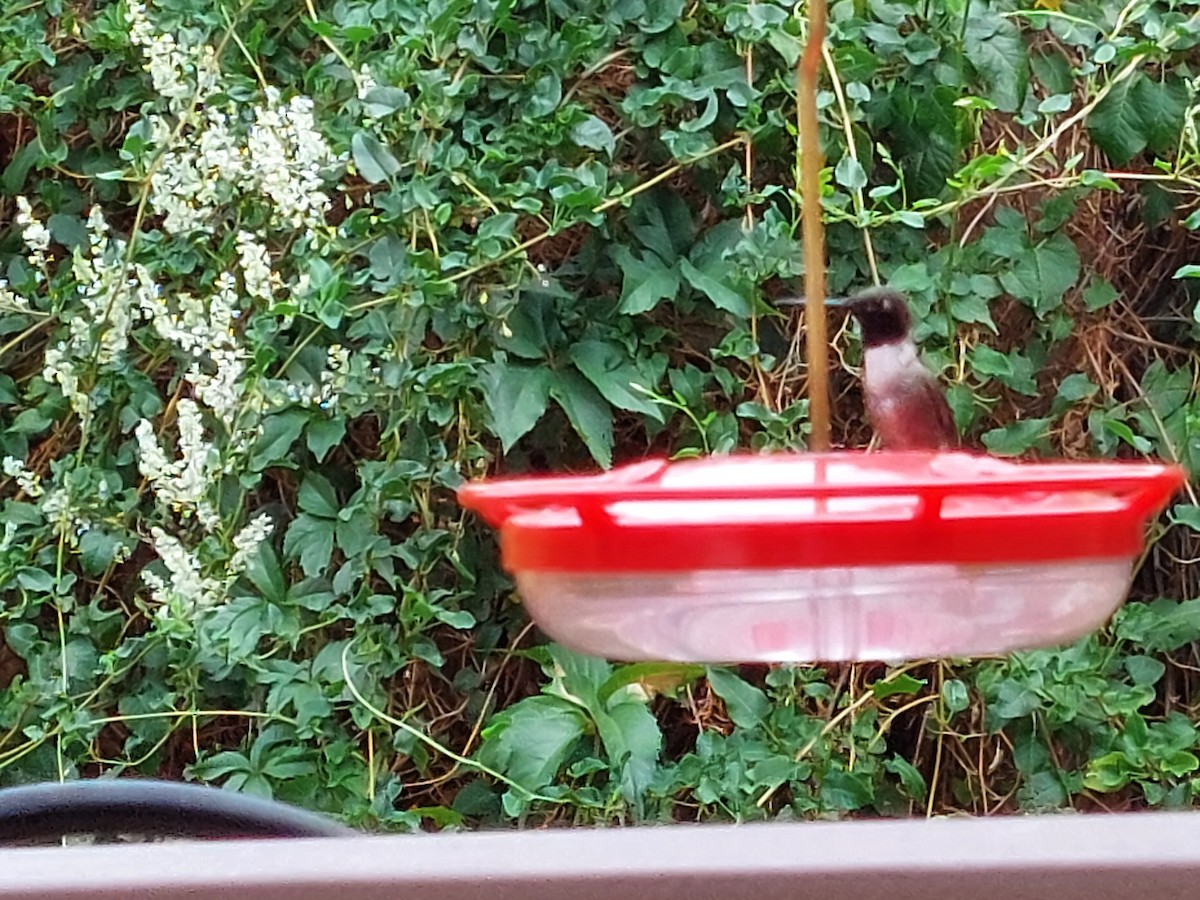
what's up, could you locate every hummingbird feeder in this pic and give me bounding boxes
[457,453,1183,662]
[457,0,1184,663]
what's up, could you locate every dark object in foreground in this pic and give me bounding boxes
[1,800,1195,898]
[0,780,355,844]
[780,288,957,450]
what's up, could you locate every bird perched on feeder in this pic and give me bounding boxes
[779,287,958,451]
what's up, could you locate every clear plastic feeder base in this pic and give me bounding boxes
[459,452,1183,663]
[518,558,1133,663]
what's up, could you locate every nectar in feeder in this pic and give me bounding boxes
[458,453,1184,664]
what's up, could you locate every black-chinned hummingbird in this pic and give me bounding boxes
[778,287,958,451]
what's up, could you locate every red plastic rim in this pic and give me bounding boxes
[457,452,1186,572]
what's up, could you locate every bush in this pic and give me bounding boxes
[0,0,1197,827]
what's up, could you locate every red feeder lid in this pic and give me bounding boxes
[457,452,1185,573]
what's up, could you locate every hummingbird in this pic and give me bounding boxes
[778,287,958,451]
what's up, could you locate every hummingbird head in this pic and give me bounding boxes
[827,287,912,348]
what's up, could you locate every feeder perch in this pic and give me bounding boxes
[458,452,1184,663]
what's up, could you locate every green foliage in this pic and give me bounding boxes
[0,0,1197,831]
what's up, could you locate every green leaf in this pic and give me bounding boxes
[834,155,867,190]
[1037,94,1072,115]
[872,673,927,699]
[1132,76,1190,156]
[335,513,377,557]
[192,750,251,780]
[981,418,1052,455]
[891,261,934,294]
[2,141,40,195]
[997,232,1080,314]
[527,72,562,117]
[630,191,693,262]
[1020,769,1071,808]
[243,545,287,603]
[1161,750,1200,778]
[568,340,663,420]
[571,115,615,157]
[48,214,87,249]
[1054,373,1098,406]
[949,293,997,332]
[549,369,614,469]
[16,567,56,593]
[942,679,969,714]
[821,769,874,810]
[1080,169,1119,191]
[970,345,1040,396]
[78,529,126,576]
[1082,277,1119,310]
[679,257,749,316]
[249,411,307,472]
[1124,655,1166,687]
[477,213,518,243]
[964,11,1028,113]
[1088,73,1188,165]
[351,131,401,183]
[283,514,335,577]
[1170,504,1200,533]
[305,417,346,462]
[599,700,662,810]
[545,644,612,713]
[361,85,410,117]
[297,473,339,519]
[1115,598,1200,652]
[612,245,680,314]
[477,695,586,790]
[885,756,927,801]
[433,608,476,629]
[705,667,769,729]
[495,293,553,360]
[1101,417,1153,454]
[11,407,55,435]
[1087,78,1144,164]
[596,662,704,706]
[479,362,552,453]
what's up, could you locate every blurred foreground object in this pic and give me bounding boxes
[459,453,1183,663]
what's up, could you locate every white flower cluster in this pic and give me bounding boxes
[247,89,337,230]
[355,64,377,102]
[318,343,353,409]
[134,399,221,529]
[34,202,157,420]
[137,274,252,427]
[126,0,219,114]
[69,207,148,366]
[128,2,338,236]
[267,341,360,410]
[143,526,223,613]
[229,512,273,574]
[135,403,275,616]
[236,231,278,302]
[1,456,103,546]
[40,486,88,539]
[0,279,29,313]
[147,109,241,234]
[2,456,43,498]
[142,513,272,616]
[15,196,50,272]
[116,1,335,622]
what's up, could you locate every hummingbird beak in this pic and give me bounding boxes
[774,295,849,308]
